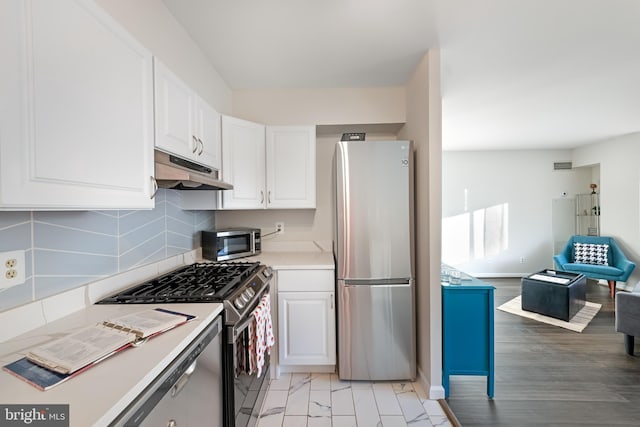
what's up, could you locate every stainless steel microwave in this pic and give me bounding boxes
[201,228,261,261]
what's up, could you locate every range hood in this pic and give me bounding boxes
[154,150,233,190]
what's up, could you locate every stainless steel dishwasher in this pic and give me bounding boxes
[110,315,223,427]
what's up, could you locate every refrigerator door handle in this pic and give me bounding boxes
[343,278,412,286]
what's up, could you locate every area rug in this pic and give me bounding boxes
[497,295,601,332]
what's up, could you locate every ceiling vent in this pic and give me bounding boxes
[553,161,572,170]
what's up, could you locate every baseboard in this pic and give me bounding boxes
[472,272,527,278]
[417,366,445,399]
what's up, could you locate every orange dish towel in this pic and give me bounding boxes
[252,293,275,377]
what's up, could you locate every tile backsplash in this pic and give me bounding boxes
[0,189,214,311]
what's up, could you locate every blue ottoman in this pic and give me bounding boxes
[521,270,586,321]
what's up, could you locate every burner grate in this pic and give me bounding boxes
[98,261,261,304]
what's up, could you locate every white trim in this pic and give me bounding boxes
[471,272,527,278]
[417,366,445,400]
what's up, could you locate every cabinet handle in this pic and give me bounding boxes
[330,294,334,310]
[191,135,198,153]
[260,190,264,204]
[268,190,272,204]
[150,176,158,199]
[197,137,204,155]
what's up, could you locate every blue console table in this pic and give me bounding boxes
[442,267,495,398]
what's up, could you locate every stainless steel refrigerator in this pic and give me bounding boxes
[334,140,416,381]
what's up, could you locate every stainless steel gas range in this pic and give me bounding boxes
[99,261,273,427]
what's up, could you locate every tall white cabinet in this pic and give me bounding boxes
[221,117,316,210]
[154,59,221,171]
[0,0,155,209]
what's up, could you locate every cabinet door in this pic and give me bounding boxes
[154,59,198,161]
[221,116,266,209]
[266,126,316,209]
[278,291,336,366]
[0,0,154,209]
[193,98,222,171]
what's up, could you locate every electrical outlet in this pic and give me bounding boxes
[1,250,26,289]
[520,257,526,264]
[275,222,284,234]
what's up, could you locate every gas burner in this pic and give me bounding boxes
[97,261,262,304]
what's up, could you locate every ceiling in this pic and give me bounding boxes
[163,0,640,151]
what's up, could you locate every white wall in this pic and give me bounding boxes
[398,50,442,398]
[442,150,592,276]
[573,133,640,288]
[97,0,232,113]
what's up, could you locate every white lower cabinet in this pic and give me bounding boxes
[277,270,336,367]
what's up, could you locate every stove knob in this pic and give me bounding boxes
[234,297,245,309]
[245,288,256,298]
[241,292,251,303]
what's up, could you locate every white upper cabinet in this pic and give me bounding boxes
[221,116,266,209]
[154,59,221,171]
[266,126,316,209]
[221,117,316,209]
[0,0,155,210]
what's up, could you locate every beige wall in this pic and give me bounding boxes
[399,50,443,398]
[97,0,232,113]
[217,87,407,243]
[232,87,405,125]
[215,130,400,245]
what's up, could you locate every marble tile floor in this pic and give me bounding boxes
[257,373,453,427]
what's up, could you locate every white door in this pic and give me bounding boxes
[278,291,336,366]
[266,126,316,208]
[221,116,266,209]
[0,0,155,210]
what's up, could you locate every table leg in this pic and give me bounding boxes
[608,280,616,299]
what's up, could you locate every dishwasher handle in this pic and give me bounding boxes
[170,360,197,397]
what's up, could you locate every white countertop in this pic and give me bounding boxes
[0,302,223,427]
[248,250,334,270]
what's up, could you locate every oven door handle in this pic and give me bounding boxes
[231,315,255,343]
[170,360,197,398]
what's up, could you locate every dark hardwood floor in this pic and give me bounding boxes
[445,278,640,426]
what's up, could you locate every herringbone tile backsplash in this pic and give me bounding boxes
[0,189,215,311]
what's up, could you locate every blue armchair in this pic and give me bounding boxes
[554,235,636,298]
